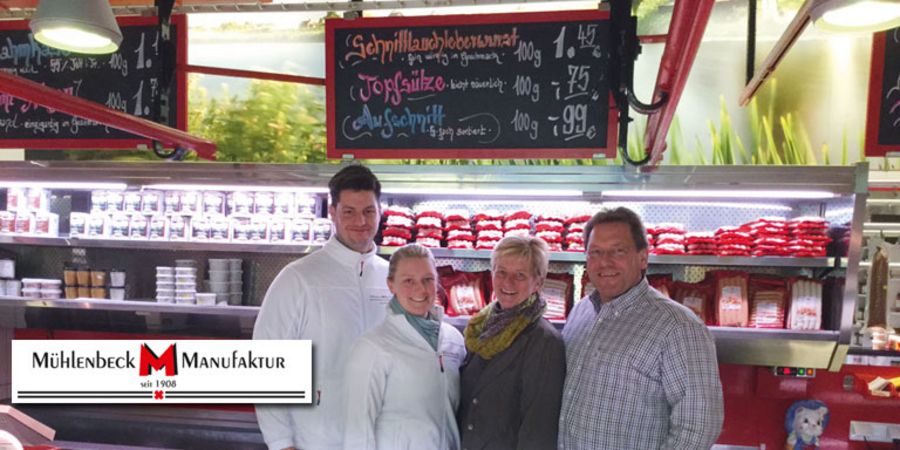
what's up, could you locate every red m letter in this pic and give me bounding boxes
[139,344,177,376]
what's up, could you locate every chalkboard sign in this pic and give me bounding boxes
[0,15,186,149]
[866,27,900,156]
[326,10,616,160]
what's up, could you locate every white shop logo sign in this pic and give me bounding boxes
[12,340,311,404]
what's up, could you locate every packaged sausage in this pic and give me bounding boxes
[710,270,750,327]
[672,280,714,325]
[748,275,787,328]
[438,266,487,316]
[648,274,673,299]
[787,277,823,330]
[543,272,573,319]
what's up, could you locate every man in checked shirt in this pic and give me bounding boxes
[559,207,723,449]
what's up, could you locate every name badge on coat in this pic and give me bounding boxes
[367,288,392,304]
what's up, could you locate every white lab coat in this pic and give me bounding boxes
[343,305,466,450]
[253,236,391,450]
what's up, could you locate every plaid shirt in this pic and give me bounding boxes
[558,278,723,450]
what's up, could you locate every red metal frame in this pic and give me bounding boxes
[325,10,618,160]
[865,29,899,157]
[0,15,207,157]
[643,0,715,166]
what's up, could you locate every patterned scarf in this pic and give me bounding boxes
[464,293,546,360]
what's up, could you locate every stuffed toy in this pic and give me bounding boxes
[784,399,829,449]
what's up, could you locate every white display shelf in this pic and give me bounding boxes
[0,234,322,254]
[0,235,839,266]
[0,295,260,317]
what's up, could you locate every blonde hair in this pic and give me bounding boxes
[491,236,549,280]
[387,243,437,280]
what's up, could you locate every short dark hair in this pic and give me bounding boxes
[328,164,381,206]
[582,207,648,250]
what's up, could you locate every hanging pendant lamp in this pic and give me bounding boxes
[810,0,900,33]
[30,0,123,54]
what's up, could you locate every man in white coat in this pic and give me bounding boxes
[254,164,392,450]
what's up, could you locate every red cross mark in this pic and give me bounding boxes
[154,390,164,400]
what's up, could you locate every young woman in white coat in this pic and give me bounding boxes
[342,243,466,450]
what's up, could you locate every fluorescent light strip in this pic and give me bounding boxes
[867,199,900,205]
[382,187,583,197]
[864,222,900,229]
[144,184,327,193]
[603,190,836,199]
[603,201,793,211]
[1,181,127,190]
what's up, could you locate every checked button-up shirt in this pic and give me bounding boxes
[558,278,723,450]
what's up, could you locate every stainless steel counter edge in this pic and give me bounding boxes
[0,296,260,317]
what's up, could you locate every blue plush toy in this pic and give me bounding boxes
[784,399,829,450]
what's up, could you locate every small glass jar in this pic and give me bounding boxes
[123,192,142,212]
[90,270,108,287]
[63,264,77,286]
[76,267,91,286]
[255,192,275,215]
[313,218,333,243]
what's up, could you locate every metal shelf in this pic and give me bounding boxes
[0,296,260,318]
[382,246,836,267]
[0,235,838,267]
[0,234,321,254]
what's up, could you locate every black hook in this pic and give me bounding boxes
[626,88,668,115]
[152,141,188,161]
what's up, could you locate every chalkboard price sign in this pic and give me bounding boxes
[0,15,186,149]
[326,10,617,160]
[866,26,900,156]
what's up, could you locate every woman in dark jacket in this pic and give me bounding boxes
[457,235,566,450]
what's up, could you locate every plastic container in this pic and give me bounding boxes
[156,266,175,276]
[64,286,78,299]
[175,267,197,276]
[40,289,62,299]
[175,275,196,285]
[90,287,107,299]
[22,288,41,298]
[21,278,43,290]
[77,286,91,298]
[5,279,21,297]
[156,288,175,298]
[229,281,242,293]
[109,270,126,288]
[156,295,175,304]
[208,270,229,283]
[109,288,125,301]
[0,259,15,279]
[229,270,242,283]
[175,282,196,291]
[208,259,229,271]
[175,260,197,268]
[228,258,242,271]
[156,274,174,285]
[40,279,62,290]
[208,281,230,294]
[229,292,242,306]
[195,292,217,306]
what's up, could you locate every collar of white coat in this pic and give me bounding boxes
[385,301,446,322]
[323,235,378,269]
[384,302,447,350]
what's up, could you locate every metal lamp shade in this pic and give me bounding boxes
[30,0,123,54]
[810,0,900,33]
